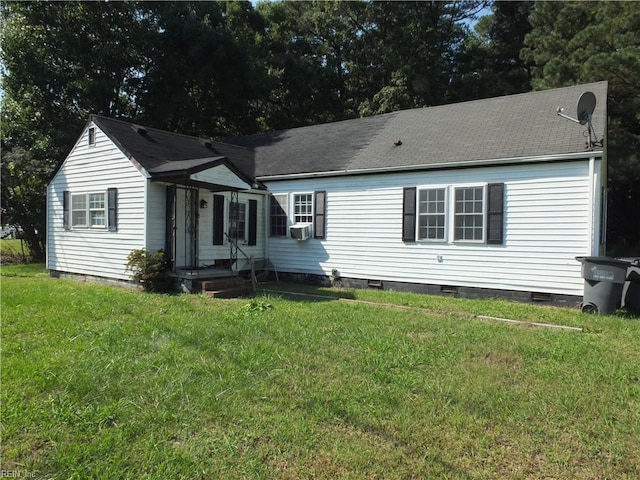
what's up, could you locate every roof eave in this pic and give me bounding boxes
[256,150,604,181]
[147,157,226,178]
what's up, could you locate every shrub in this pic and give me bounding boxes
[125,249,170,292]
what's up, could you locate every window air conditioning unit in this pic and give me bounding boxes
[290,223,312,241]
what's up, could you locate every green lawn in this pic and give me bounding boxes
[0,238,30,264]
[2,265,639,479]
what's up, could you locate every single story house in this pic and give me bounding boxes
[47,81,608,303]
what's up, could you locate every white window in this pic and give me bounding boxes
[293,193,313,224]
[418,188,446,241]
[72,194,87,227]
[228,201,247,240]
[71,192,106,228]
[89,193,106,226]
[88,127,96,146]
[454,186,484,241]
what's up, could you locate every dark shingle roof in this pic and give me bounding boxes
[85,82,607,184]
[91,115,255,181]
[228,113,395,177]
[228,81,608,178]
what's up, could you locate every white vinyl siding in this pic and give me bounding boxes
[264,159,601,296]
[47,122,147,281]
[197,191,266,267]
[146,183,167,252]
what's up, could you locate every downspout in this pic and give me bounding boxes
[143,177,149,250]
[601,109,609,256]
[45,183,50,270]
[263,190,269,266]
[587,156,596,256]
[194,186,199,270]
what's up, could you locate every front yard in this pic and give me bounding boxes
[2,264,639,479]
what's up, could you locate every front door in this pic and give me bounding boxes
[166,186,198,269]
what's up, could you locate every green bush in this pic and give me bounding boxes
[125,248,170,292]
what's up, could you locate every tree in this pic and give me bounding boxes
[7,0,635,260]
[1,1,153,259]
[139,1,269,137]
[355,0,486,115]
[522,1,640,254]
[451,1,533,102]
[256,0,365,128]
[0,147,48,261]
[257,0,487,125]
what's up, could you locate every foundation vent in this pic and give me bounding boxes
[440,285,459,296]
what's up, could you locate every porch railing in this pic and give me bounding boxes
[224,232,257,293]
[224,232,278,292]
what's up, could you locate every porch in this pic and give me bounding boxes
[167,257,278,298]
[158,162,270,298]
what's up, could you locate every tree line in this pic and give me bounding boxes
[2,1,638,259]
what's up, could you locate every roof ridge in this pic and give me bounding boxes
[399,80,609,113]
[90,114,245,148]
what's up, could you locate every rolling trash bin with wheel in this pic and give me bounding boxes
[620,259,640,314]
[575,257,630,314]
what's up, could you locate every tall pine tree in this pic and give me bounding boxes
[523,1,640,254]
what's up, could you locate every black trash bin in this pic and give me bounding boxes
[621,259,640,314]
[576,257,630,314]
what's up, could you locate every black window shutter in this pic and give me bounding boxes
[314,191,326,239]
[402,187,417,242]
[63,190,70,230]
[107,188,118,231]
[212,194,225,245]
[487,183,505,244]
[248,199,257,246]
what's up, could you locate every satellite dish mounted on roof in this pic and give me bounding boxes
[556,91,602,150]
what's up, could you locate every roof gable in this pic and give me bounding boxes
[90,115,256,186]
[190,163,252,190]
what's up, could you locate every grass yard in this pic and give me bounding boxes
[0,238,30,264]
[2,264,639,479]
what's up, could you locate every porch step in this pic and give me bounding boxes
[195,275,250,298]
[204,286,250,298]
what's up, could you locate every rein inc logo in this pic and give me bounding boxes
[1,471,36,478]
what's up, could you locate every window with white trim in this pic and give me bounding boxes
[403,184,504,244]
[228,201,247,240]
[89,193,106,226]
[270,194,288,236]
[72,194,87,227]
[71,192,106,228]
[454,186,484,241]
[293,193,313,224]
[88,127,96,146]
[418,188,446,241]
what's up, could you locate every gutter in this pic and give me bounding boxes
[256,150,604,182]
